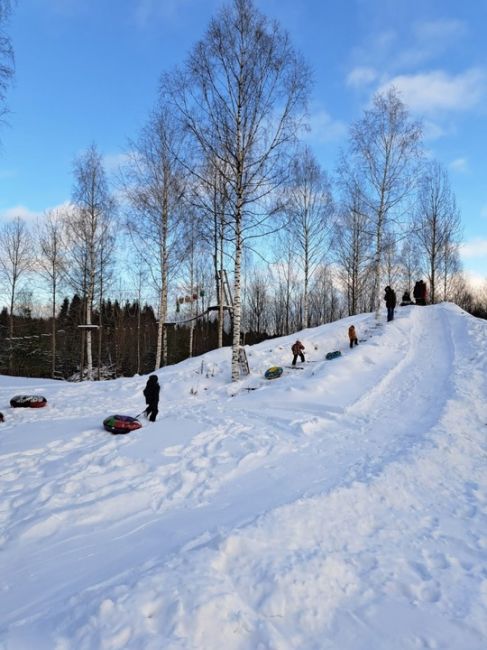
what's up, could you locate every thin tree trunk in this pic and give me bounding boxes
[303,245,309,329]
[218,245,224,348]
[8,282,15,374]
[51,286,56,377]
[85,286,93,380]
[231,223,242,382]
[137,301,141,374]
[155,293,164,370]
[80,321,85,382]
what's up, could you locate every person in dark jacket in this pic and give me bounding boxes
[384,286,396,321]
[413,280,428,305]
[291,340,305,366]
[400,290,413,306]
[143,374,160,422]
[0,412,4,423]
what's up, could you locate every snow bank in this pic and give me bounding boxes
[1,304,486,649]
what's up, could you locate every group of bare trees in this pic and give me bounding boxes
[334,87,464,317]
[0,144,116,379]
[0,0,478,382]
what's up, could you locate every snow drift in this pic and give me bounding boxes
[0,303,486,649]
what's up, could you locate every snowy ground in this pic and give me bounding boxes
[1,303,486,650]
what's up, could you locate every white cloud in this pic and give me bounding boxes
[134,0,208,27]
[449,157,468,173]
[0,202,73,226]
[350,19,466,78]
[464,269,486,290]
[346,66,378,88]
[304,108,347,143]
[396,19,469,68]
[0,205,42,224]
[460,238,487,259]
[413,18,467,43]
[378,68,487,114]
[422,119,449,141]
[103,152,131,173]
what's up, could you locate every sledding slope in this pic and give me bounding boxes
[1,303,486,649]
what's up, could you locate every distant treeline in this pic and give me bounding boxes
[0,294,277,379]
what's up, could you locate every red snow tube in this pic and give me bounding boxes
[10,395,47,408]
[103,414,142,435]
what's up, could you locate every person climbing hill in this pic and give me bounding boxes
[143,375,160,422]
[291,340,305,366]
[348,325,359,348]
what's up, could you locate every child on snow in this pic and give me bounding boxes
[291,340,305,366]
[143,375,160,422]
[348,325,359,348]
[400,291,413,306]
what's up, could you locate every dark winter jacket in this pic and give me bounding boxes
[291,340,305,355]
[400,291,413,306]
[384,286,396,309]
[413,280,427,304]
[143,375,160,405]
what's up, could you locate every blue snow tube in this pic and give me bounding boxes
[264,366,283,380]
[325,350,342,360]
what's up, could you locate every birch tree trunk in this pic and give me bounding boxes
[164,0,310,382]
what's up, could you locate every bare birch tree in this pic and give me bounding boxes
[282,146,333,328]
[122,107,185,369]
[165,0,310,381]
[346,87,423,317]
[439,236,462,302]
[269,232,301,336]
[334,170,374,316]
[398,238,421,298]
[186,155,232,349]
[36,208,66,376]
[67,144,116,380]
[0,216,32,372]
[414,160,462,303]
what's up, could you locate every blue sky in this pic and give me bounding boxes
[1,0,486,283]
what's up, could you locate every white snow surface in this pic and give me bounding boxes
[1,303,487,649]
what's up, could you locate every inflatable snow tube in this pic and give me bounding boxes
[103,414,142,435]
[10,395,47,408]
[264,366,283,380]
[325,350,342,360]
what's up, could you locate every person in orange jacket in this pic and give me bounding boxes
[348,325,359,348]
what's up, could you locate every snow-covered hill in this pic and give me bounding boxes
[1,303,486,649]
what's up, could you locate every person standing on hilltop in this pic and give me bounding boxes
[384,286,397,322]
